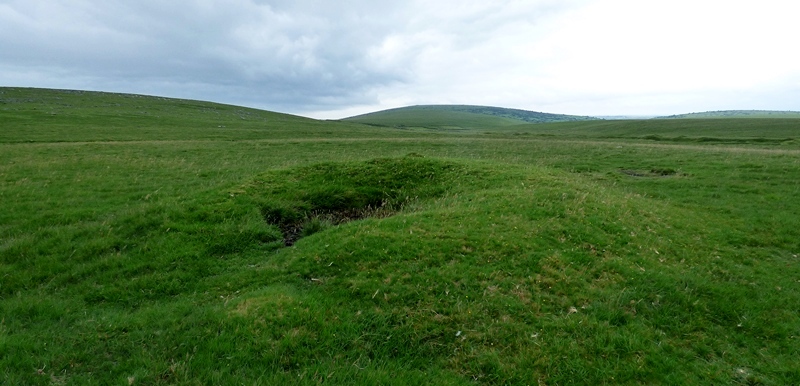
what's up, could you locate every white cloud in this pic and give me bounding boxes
[534,0,800,91]
[308,0,800,118]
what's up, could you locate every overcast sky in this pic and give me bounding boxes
[2,0,799,119]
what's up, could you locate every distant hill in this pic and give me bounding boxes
[0,87,394,142]
[592,115,658,120]
[658,110,800,119]
[343,105,596,130]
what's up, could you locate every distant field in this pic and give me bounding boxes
[486,118,800,145]
[658,110,800,119]
[2,87,799,384]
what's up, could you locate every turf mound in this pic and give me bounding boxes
[244,156,476,245]
[223,158,799,384]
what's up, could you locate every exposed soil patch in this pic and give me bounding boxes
[619,168,678,178]
[266,203,398,246]
[249,156,469,247]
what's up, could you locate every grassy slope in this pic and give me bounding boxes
[343,105,593,130]
[2,87,800,385]
[0,87,410,143]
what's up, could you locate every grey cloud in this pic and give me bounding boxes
[0,0,409,112]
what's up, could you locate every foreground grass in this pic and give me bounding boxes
[1,88,799,384]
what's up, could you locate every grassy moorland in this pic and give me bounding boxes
[483,119,800,146]
[659,110,800,119]
[1,87,799,385]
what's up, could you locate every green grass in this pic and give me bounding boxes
[2,87,800,384]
